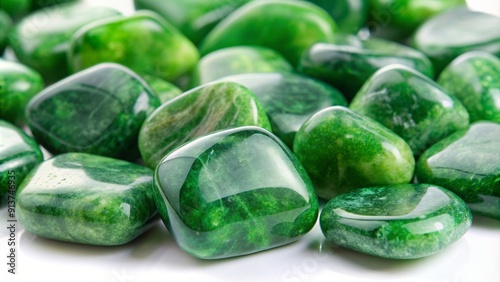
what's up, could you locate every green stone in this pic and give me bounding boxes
[350,65,469,156]
[190,46,293,88]
[0,120,43,198]
[293,106,415,200]
[0,0,30,19]
[30,0,76,11]
[141,74,183,104]
[26,63,160,160]
[16,153,158,246]
[298,35,434,101]
[68,11,199,84]
[0,59,44,124]
[200,0,337,66]
[220,72,347,148]
[438,51,500,123]
[8,3,120,83]
[320,184,472,259]
[305,0,368,34]
[153,126,319,259]
[417,122,500,220]
[139,81,271,168]
[0,10,12,54]
[413,7,500,74]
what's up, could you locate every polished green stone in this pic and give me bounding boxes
[320,184,472,259]
[139,81,271,168]
[30,0,76,11]
[26,63,160,160]
[0,0,30,19]
[0,120,43,198]
[350,65,469,156]
[417,122,500,220]
[438,52,500,123]
[220,72,347,148]
[413,7,500,74]
[293,106,415,200]
[305,0,368,34]
[153,126,319,259]
[141,74,183,104]
[298,35,433,101]
[200,0,337,66]
[0,59,44,124]
[190,46,293,88]
[0,10,12,54]
[16,153,158,245]
[68,11,199,84]
[8,3,120,83]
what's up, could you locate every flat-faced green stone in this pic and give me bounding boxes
[417,122,500,220]
[68,11,199,84]
[413,7,500,74]
[139,81,271,168]
[350,65,470,156]
[200,0,337,66]
[0,10,12,54]
[0,59,44,124]
[8,3,120,83]
[26,63,160,160]
[220,72,347,148]
[320,184,472,259]
[305,0,368,34]
[0,120,43,198]
[141,74,183,104]
[0,0,30,19]
[190,46,293,88]
[293,106,415,200]
[16,153,158,246]
[298,35,433,101]
[153,126,319,259]
[438,51,500,123]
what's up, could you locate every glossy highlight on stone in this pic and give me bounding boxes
[306,0,368,34]
[153,126,319,259]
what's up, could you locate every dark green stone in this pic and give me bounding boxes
[438,51,500,123]
[0,0,30,19]
[16,153,158,246]
[350,65,470,156]
[0,10,12,54]
[0,120,43,198]
[417,122,500,220]
[293,106,415,200]
[320,184,472,259]
[26,63,160,160]
[30,0,76,11]
[139,81,271,168]
[153,126,319,259]
[305,0,368,34]
[141,74,183,104]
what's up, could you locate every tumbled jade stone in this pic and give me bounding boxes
[350,65,469,156]
[68,11,199,84]
[16,153,158,245]
[0,120,43,198]
[139,81,271,168]
[200,0,337,66]
[26,63,160,160]
[0,0,30,19]
[0,10,12,54]
[438,52,500,123]
[413,8,500,74]
[293,106,414,200]
[8,3,120,83]
[190,46,293,87]
[298,35,433,100]
[30,0,76,11]
[0,59,44,124]
[305,0,368,34]
[154,126,319,259]
[141,74,182,104]
[220,73,347,148]
[417,122,500,220]
[320,184,472,259]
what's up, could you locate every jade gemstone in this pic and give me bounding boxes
[26,63,160,160]
[0,0,30,19]
[438,52,500,123]
[153,126,319,259]
[200,0,337,66]
[8,3,120,83]
[68,11,199,84]
[139,81,271,168]
[320,184,472,259]
[350,65,469,156]
[0,120,43,198]
[0,10,12,54]
[190,46,293,87]
[293,106,415,200]
[298,35,433,100]
[16,153,158,246]
[0,59,44,124]
[141,74,182,104]
[305,0,368,34]
[417,122,500,220]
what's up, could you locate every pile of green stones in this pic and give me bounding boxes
[1,0,499,260]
